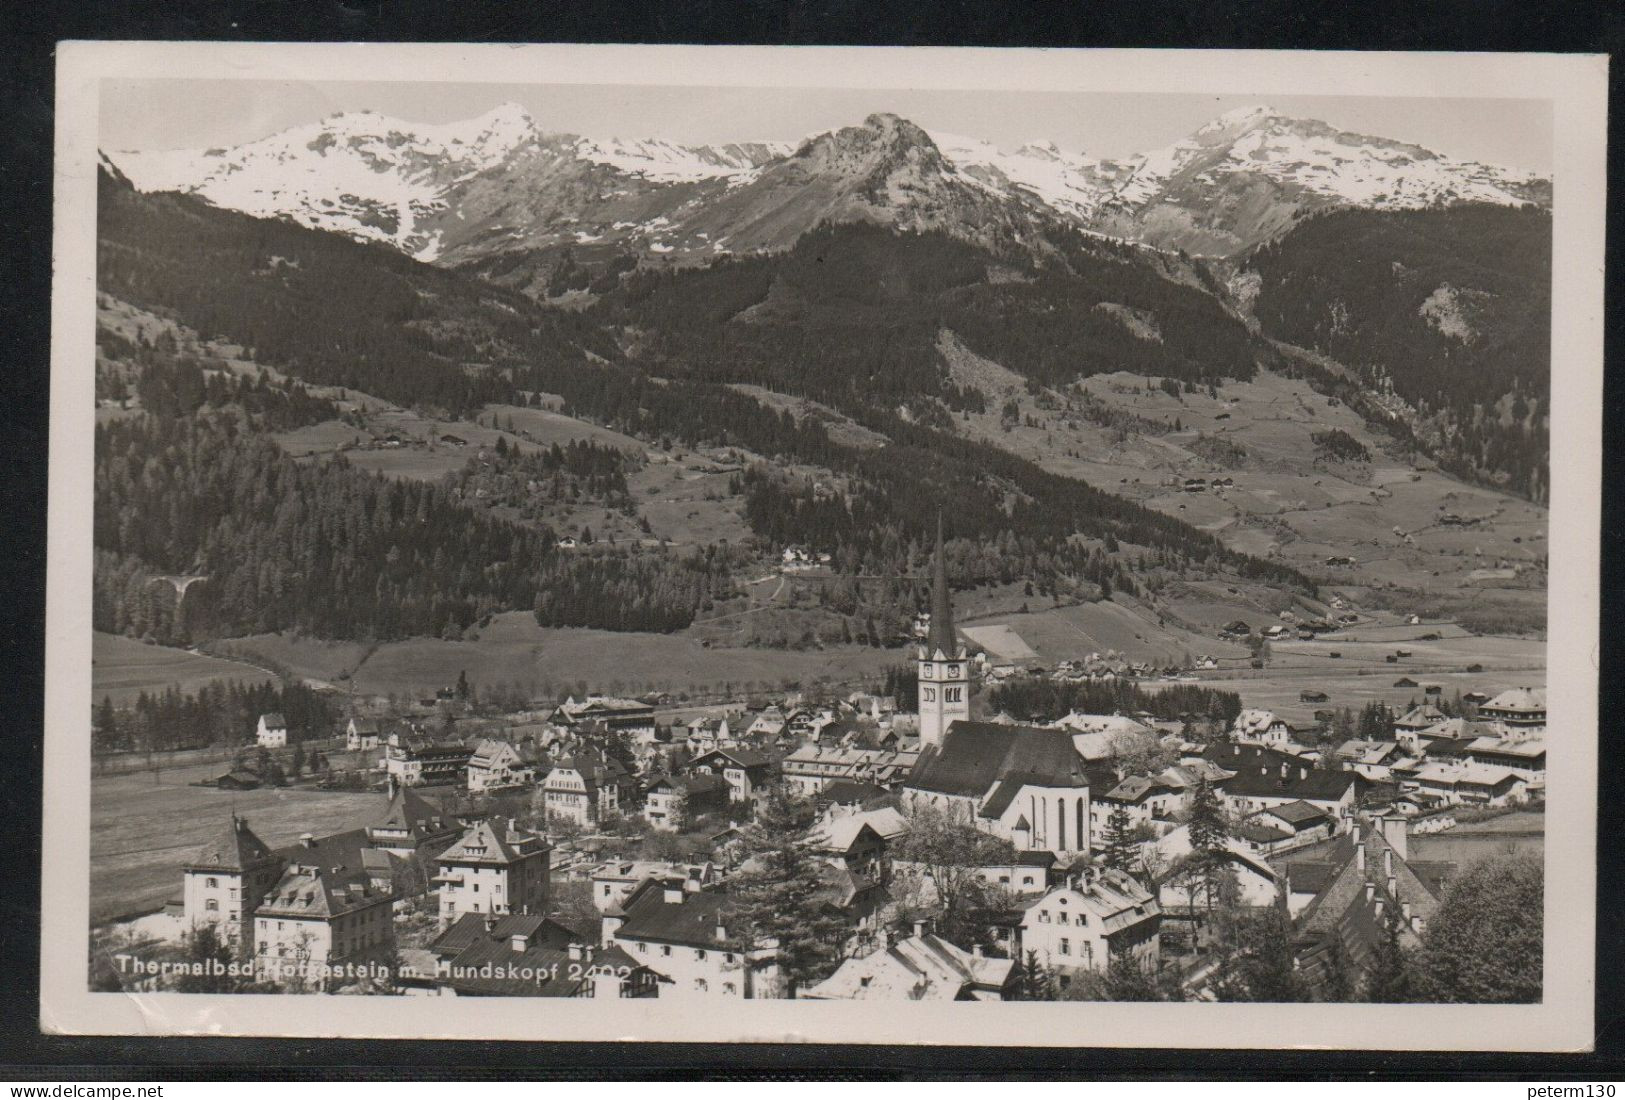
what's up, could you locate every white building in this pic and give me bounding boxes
[253,864,395,990]
[256,712,288,749]
[1006,869,1161,977]
[182,814,284,949]
[433,819,551,928]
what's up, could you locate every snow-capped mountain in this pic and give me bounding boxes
[106,101,1551,273]
[1087,106,1551,253]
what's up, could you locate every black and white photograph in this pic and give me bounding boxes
[40,43,1605,1048]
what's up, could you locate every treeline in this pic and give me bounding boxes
[1248,205,1549,498]
[1312,428,1371,464]
[94,413,553,642]
[987,676,1244,724]
[93,679,337,754]
[444,438,637,523]
[533,546,739,632]
[593,222,1261,417]
[97,166,614,417]
[129,350,338,431]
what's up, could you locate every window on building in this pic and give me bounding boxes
[696,949,707,961]
[723,952,735,964]
[1057,912,1069,925]
[1060,938,1071,955]
[723,982,737,995]
[1038,911,1051,923]
[205,899,219,912]
[695,979,708,992]
[637,943,647,954]
[206,877,218,889]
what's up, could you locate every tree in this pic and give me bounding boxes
[456,668,471,701]
[1210,904,1307,1003]
[1101,804,1138,876]
[1364,900,1414,1003]
[172,923,243,994]
[1413,853,1542,1003]
[291,741,306,777]
[729,788,850,997]
[1108,728,1178,782]
[1017,949,1054,1001]
[891,802,1017,952]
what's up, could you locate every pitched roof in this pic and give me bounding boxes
[908,721,1089,799]
[269,828,391,877]
[428,912,577,960]
[802,933,1012,1000]
[1221,764,1357,802]
[692,746,775,769]
[260,713,287,728]
[1481,687,1546,713]
[1202,742,1302,774]
[614,881,737,948]
[257,864,391,919]
[187,814,277,872]
[374,785,452,835]
[438,819,548,866]
[1261,799,1335,827]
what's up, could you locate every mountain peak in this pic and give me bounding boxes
[1195,105,1280,139]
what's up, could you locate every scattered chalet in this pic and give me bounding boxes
[803,925,1016,1001]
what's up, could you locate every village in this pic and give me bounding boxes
[89,522,1548,1004]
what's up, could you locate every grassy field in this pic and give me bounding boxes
[93,632,275,707]
[91,764,383,924]
[932,338,1547,603]
[221,611,901,701]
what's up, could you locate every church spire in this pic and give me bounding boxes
[927,511,958,656]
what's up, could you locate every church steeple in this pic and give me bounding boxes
[927,511,959,658]
[917,510,968,749]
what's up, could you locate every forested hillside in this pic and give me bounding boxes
[94,167,1323,650]
[1246,205,1549,498]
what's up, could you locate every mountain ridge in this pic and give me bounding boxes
[108,104,1549,268]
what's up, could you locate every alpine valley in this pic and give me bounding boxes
[93,103,1550,694]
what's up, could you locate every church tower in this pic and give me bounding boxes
[918,513,969,749]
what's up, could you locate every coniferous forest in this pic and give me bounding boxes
[98,163,1558,655]
[1247,204,1550,499]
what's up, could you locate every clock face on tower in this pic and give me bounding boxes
[947,664,961,678]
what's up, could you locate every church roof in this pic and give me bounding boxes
[908,721,1090,799]
[926,512,960,657]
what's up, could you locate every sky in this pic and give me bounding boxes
[99,80,1554,174]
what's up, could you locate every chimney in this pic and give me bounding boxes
[1402,901,1414,929]
[1364,881,1374,903]
[1299,767,1308,781]
[972,944,984,958]
[662,880,684,904]
[567,941,584,961]
[1387,873,1398,900]
[1379,813,1409,860]
[913,918,931,940]
[1383,849,1394,878]
[511,931,530,952]
[1356,841,1366,873]
[300,833,316,848]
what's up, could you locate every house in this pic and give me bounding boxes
[426,912,658,998]
[1298,690,1330,704]
[904,720,1093,855]
[973,851,1059,896]
[1477,687,1547,731]
[213,768,263,791]
[746,706,788,739]
[1247,800,1337,849]
[1051,712,1155,762]
[252,863,395,990]
[1219,760,1361,819]
[345,718,383,751]
[556,536,578,549]
[1154,827,1282,908]
[1393,703,1449,735]
[1231,708,1296,749]
[554,695,657,739]
[1003,869,1161,978]
[1407,760,1529,807]
[541,751,637,826]
[1277,814,1454,997]
[1462,736,1546,786]
[590,860,718,913]
[1331,739,1406,781]
[686,747,777,804]
[433,818,551,928]
[439,434,467,446]
[256,712,288,749]
[1393,677,1420,689]
[182,814,285,948]
[807,817,891,884]
[604,879,780,998]
[642,773,729,831]
[816,779,891,812]
[383,732,473,787]
[466,738,538,792]
[1088,773,1181,840]
[780,743,919,794]
[802,924,1016,1001]
[367,778,462,859]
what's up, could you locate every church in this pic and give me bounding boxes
[902,517,1094,856]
